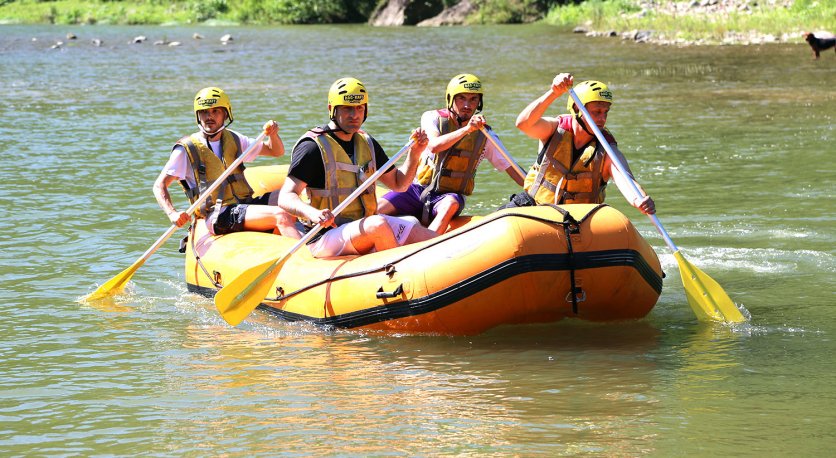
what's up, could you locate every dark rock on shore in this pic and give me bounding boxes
[418,0,475,27]
[369,0,444,26]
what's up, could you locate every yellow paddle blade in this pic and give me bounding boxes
[214,256,287,326]
[80,258,145,302]
[674,251,746,323]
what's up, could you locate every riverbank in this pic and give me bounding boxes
[0,0,833,47]
[544,0,835,46]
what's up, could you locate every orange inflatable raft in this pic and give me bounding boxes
[184,166,663,335]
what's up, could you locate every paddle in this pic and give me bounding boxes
[82,131,267,302]
[214,138,417,326]
[479,126,526,178]
[568,88,746,323]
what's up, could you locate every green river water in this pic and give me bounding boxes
[1,24,834,456]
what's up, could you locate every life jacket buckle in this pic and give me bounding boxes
[359,161,374,173]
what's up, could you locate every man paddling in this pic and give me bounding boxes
[278,77,437,258]
[378,73,525,234]
[153,87,298,237]
[501,73,655,215]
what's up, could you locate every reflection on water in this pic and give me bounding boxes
[1,24,834,456]
[152,319,664,455]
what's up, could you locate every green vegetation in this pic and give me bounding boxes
[0,0,378,25]
[468,0,564,24]
[543,0,836,43]
[0,0,833,45]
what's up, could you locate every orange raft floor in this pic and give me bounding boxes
[184,166,663,335]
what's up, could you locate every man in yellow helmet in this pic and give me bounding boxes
[377,74,525,234]
[153,87,299,237]
[278,77,437,258]
[502,73,655,215]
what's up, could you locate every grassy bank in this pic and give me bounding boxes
[542,0,835,44]
[0,0,377,25]
[1,0,834,45]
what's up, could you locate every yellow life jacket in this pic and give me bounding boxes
[176,130,254,218]
[415,109,488,196]
[299,129,377,225]
[523,126,609,205]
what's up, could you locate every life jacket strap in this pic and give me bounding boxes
[544,203,608,314]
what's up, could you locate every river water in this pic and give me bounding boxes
[1,24,834,456]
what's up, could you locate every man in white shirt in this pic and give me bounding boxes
[152,87,298,237]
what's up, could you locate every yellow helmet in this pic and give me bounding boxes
[446,73,483,112]
[193,87,233,123]
[567,80,613,116]
[328,77,368,120]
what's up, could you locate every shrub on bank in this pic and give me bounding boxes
[0,0,377,25]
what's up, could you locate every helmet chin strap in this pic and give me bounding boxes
[450,107,467,125]
[328,104,367,134]
[574,109,599,137]
[576,114,593,135]
[329,118,348,135]
[198,119,232,138]
[451,104,481,125]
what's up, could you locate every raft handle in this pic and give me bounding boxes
[565,288,586,304]
[385,264,397,277]
[376,284,403,299]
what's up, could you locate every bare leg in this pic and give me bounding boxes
[243,205,301,238]
[276,210,302,239]
[406,224,438,244]
[349,215,397,254]
[428,195,460,235]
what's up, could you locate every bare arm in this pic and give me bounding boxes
[152,171,190,227]
[278,175,336,227]
[377,129,429,192]
[256,120,285,158]
[516,73,574,143]
[604,148,656,215]
[483,133,526,186]
[424,111,486,154]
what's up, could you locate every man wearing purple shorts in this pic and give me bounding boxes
[378,74,525,234]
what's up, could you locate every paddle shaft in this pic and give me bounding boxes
[568,89,678,252]
[225,139,417,306]
[87,131,267,298]
[479,127,526,178]
[138,132,268,259]
[572,89,746,323]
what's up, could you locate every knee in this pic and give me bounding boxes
[273,208,302,239]
[363,214,389,234]
[437,196,460,215]
[274,208,296,226]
